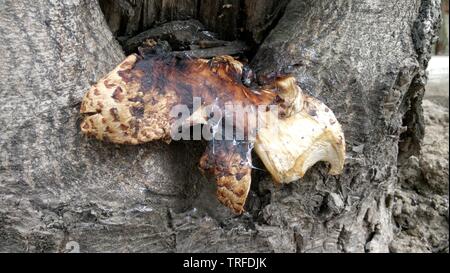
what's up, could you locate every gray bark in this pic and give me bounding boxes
[251,0,444,252]
[0,0,445,253]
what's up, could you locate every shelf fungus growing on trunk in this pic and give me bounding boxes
[80,43,346,214]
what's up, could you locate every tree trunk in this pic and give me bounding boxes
[0,0,444,253]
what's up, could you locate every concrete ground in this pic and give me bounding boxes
[390,56,449,252]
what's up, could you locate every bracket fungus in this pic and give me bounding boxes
[80,43,346,214]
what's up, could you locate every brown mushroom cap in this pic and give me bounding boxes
[80,45,346,214]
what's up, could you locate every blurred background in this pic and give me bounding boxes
[427,0,449,107]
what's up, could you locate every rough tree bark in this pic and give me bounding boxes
[0,0,444,252]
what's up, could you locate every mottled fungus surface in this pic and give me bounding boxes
[80,44,346,214]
